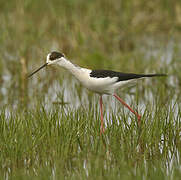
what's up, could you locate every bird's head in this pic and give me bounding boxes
[46,51,65,65]
[28,51,65,78]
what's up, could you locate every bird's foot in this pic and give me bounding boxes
[137,115,141,126]
[100,127,105,135]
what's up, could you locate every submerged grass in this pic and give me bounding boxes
[0,94,180,179]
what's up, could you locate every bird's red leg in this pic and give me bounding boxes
[113,93,141,125]
[100,96,105,134]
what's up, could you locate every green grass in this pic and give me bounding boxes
[0,0,181,179]
[0,96,180,179]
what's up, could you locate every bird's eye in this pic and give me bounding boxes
[49,51,64,61]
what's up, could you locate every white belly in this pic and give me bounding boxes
[70,68,134,95]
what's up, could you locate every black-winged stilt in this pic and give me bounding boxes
[28,51,166,134]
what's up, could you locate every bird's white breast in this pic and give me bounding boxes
[73,68,118,94]
[58,59,135,95]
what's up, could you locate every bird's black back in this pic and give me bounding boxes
[90,70,166,82]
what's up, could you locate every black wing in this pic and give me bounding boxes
[90,70,166,82]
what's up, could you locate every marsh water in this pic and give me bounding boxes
[0,38,180,118]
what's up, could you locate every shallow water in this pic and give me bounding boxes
[0,38,180,120]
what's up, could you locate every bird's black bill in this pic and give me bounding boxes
[28,63,48,78]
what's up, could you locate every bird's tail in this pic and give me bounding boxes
[141,73,167,78]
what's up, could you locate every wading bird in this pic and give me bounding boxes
[28,51,166,134]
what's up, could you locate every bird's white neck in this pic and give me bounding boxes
[57,57,82,77]
[56,57,91,88]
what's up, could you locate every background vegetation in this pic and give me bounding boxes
[0,0,181,179]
